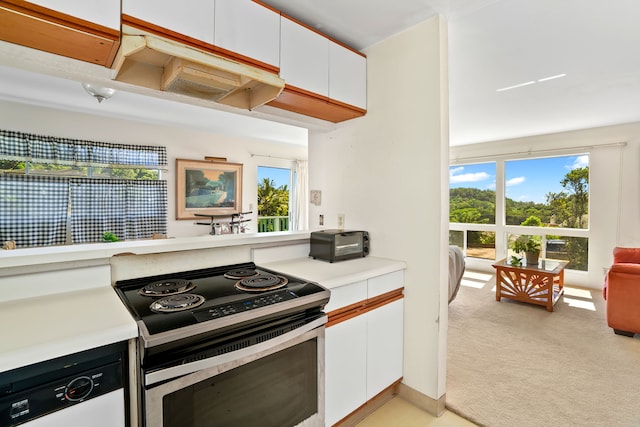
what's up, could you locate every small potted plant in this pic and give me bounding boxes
[102,231,120,243]
[511,235,541,265]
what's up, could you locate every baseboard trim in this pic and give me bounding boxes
[396,383,446,417]
[333,379,402,427]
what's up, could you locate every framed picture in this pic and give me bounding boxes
[176,159,243,219]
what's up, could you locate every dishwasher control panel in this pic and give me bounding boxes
[0,342,125,426]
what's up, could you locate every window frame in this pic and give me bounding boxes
[449,152,590,272]
[257,164,294,233]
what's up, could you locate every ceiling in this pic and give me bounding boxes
[1,0,640,146]
[262,0,640,145]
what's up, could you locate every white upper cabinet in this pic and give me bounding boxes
[122,0,215,44]
[280,15,367,111]
[26,0,120,30]
[329,41,367,109]
[280,16,329,97]
[214,0,280,68]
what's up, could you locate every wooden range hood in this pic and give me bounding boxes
[112,29,285,111]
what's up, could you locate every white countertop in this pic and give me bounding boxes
[0,285,137,372]
[0,252,405,374]
[0,232,310,373]
[262,256,407,289]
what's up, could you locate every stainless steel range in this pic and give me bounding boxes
[114,262,330,427]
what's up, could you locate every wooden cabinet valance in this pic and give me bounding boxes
[0,0,119,67]
[268,84,366,123]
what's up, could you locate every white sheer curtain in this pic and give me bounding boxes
[291,160,309,230]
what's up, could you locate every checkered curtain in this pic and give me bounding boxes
[70,179,167,244]
[0,129,168,166]
[0,175,69,247]
[0,129,168,248]
[125,180,168,238]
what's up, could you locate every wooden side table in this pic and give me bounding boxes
[492,258,569,312]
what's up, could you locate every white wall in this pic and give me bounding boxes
[309,16,449,402]
[450,121,640,288]
[0,100,306,237]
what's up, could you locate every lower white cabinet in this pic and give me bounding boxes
[325,314,367,426]
[366,299,403,399]
[324,271,404,426]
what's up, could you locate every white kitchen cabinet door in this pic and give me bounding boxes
[280,16,329,96]
[329,41,367,109]
[26,0,120,29]
[324,280,367,313]
[214,0,280,67]
[23,389,125,427]
[368,270,404,299]
[122,0,215,44]
[325,315,367,426]
[366,298,404,399]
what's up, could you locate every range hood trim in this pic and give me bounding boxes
[112,32,285,110]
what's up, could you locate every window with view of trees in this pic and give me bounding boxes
[449,154,589,271]
[257,166,291,233]
[0,130,167,248]
[449,162,497,259]
[505,156,589,229]
[450,162,496,225]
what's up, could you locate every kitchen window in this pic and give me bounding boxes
[257,166,291,232]
[256,160,309,232]
[0,129,167,248]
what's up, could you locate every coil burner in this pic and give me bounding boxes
[235,273,289,292]
[149,294,206,313]
[138,279,195,297]
[223,268,259,280]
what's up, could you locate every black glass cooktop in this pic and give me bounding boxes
[114,262,329,335]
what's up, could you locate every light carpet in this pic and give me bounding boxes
[446,271,640,427]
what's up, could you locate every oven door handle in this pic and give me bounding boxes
[145,315,326,386]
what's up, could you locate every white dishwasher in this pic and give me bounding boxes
[0,342,127,427]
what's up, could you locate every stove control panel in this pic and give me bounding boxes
[193,289,298,322]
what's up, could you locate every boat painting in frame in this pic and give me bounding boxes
[176,159,243,219]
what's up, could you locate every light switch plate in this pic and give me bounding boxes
[310,190,321,206]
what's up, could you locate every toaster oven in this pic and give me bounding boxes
[309,230,369,262]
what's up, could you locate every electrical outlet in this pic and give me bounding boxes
[337,214,345,229]
[319,214,324,226]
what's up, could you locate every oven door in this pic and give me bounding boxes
[143,315,325,427]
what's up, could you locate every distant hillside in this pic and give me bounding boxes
[450,187,555,225]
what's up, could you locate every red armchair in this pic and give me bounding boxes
[603,247,640,337]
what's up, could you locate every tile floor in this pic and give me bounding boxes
[356,397,477,427]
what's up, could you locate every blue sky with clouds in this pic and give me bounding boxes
[450,155,589,204]
[258,166,291,189]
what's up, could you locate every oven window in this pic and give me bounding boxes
[163,339,317,427]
